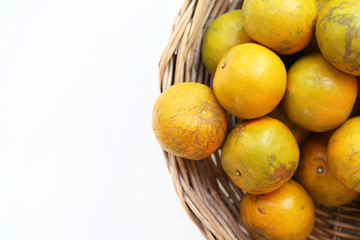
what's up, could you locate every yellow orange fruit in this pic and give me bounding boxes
[202,10,253,75]
[316,0,360,75]
[268,105,310,145]
[282,52,358,132]
[316,0,330,12]
[152,82,227,160]
[295,132,359,206]
[213,43,286,119]
[328,116,360,192]
[221,116,299,194]
[242,0,318,55]
[240,180,315,240]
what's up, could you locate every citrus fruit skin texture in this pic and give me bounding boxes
[240,180,315,240]
[152,82,227,160]
[213,43,287,119]
[268,105,310,145]
[316,0,331,12]
[316,0,360,76]
[201,10,253,75]
[328,116,360,192]
[221,116,299,194]
[282,52,358,132]
[242,0,318,55]
[295,132,359,206]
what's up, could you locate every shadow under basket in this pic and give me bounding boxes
[157,0,360,239]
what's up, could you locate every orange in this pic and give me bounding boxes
[268,105,310,145]
[316,0,360,76]
[213,43,286,119]
[152,82,227,160]
[201,10,253,75]
[221,116,299,194]
[316,0,330,11]
[242,0,318,55]
[295,132,359,206]
[240,180,315,240]
[328,116,360,192]
[282,52,358,132]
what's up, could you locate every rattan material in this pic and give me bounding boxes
[158,1,360,239]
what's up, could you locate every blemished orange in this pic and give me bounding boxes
[282,52,358,132]
[268,105,310,145]
[316,0,360,76]
[242,0,318,55]
[201,9,253,75]
[221,116,299,194]
[152,82,227,160]
[213,43,286,119]
[240,180,315,240]
[328,116,360,192]
[295,132,359,206]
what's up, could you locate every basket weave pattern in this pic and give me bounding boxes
[158,1,360,239]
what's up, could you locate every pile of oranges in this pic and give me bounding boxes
[153,0,360,239]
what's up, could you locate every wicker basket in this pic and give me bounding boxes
[158,0,360,239]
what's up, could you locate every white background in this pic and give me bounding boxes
[0,0,204,239]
